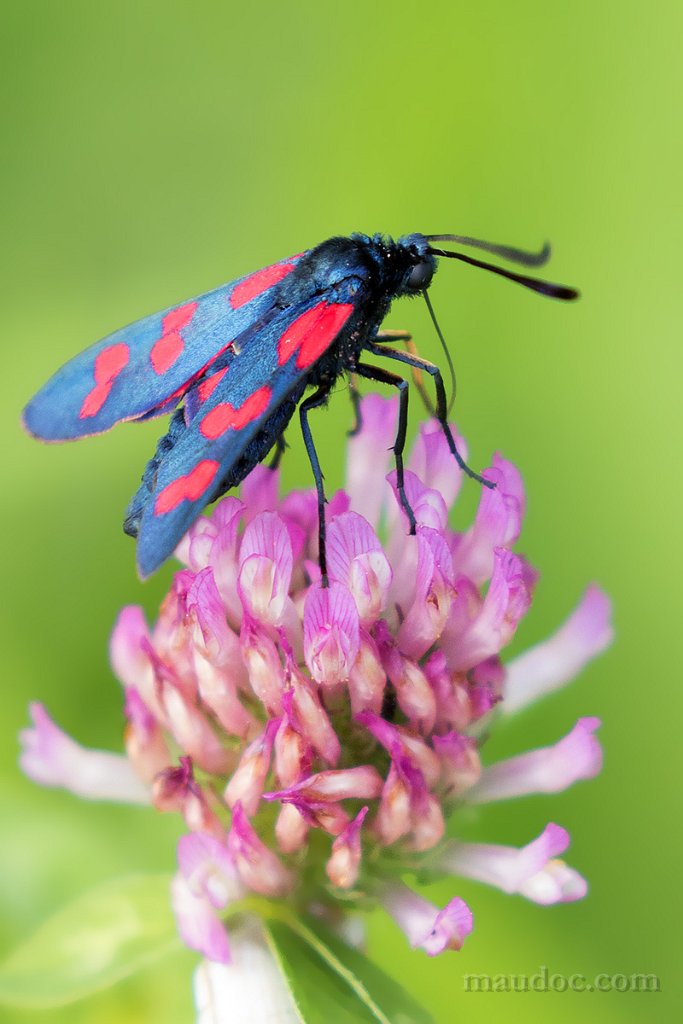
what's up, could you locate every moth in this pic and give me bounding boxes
[23,232,577,580]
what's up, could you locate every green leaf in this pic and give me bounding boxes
[0,873,180,1009]
[304,918,434,1024]
[265,917,434,1024]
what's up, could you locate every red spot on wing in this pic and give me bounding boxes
[277,302,355,369]
[296,303,355,368]
[200,385,272,440]
[154,459,220,515]
[79,342,130,419]
[229,261,297,310]
[198,366,229,403]
[150,301,198,375]
[162,302,197,333]
[150,332,184,375]
[146,346,234,415]
[96,343,130,378]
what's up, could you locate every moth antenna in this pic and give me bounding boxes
[422,290,457,414]
[426,235,551,268]
[427,247,579,300]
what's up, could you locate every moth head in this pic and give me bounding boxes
[394,234,438,296]
[405,258,436,292]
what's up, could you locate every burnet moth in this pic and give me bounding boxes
[23,232,578,581]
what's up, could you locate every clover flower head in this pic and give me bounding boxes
[21,395,612,971]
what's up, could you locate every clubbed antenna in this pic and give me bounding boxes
[426,234,551,268]
[427,245,579,300]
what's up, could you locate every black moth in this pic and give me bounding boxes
[23,231,578,579]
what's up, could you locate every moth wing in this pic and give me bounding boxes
[133,291,360,577]
[22,252,308,441]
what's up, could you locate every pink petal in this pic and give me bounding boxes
[174,516,216,570]
[274,708,312,788]
[20,703,150,804]
[172,873,231,964]
[424,652,473,733]
[240,617,285,714]
[303,583,360,686]
[379,881,472,955]
[241,464,280,521]
[110,606,157,710]
[185,568,236,665]
[468,717,603,803]
[518,859,588,904]
[194,654,258,741]
[123,685,157,740]
[238,512,293,626]
[356,711,440,786]
[451,454,525,584]
[422,898,473,955]
[469,656,505,720]
[387,469,449,533]
[152,572,200,697]
[326,489,352,521]
[355,709,402,757]
[153,757,224,837]
[409,792,446,852]
[275,802,309,853]
[280,489,351,569]
[376,623,436,734]
[443,549,536,671]
[123,687,170,782]
[346,394,398,527]
[326,512,392,624]
[224,720,279,815]
[228,802,294,896]
[279,490,318,564]
[160,680,233,775]
[205,499,245,624]
[385,478,450,619]
[177,496,243,578]
[265,765,383,804]
[408,419,468,510]
[374,762,412,845]
[177,831,241,907]
[286,664,341,766]
[356,713,442,851]
[348,631,386,716]
[397,528,454,659]
[503,585,614,713]
[432,732,482,798]
[439,823,588,905]
[326,806,369,889]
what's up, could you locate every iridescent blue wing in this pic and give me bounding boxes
[132,292,359,577]
[22,252,308,440]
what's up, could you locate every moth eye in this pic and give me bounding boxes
[406,260,434,290]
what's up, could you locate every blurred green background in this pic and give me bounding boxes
[2,1,680,1020]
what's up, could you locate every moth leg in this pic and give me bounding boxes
[347,374,363,436]
[268,434,288,469]
[355,362,417,534]
[300,385,332,586]
[374,331,435,416]
[364,341,494,489]
[374,330,413,343]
